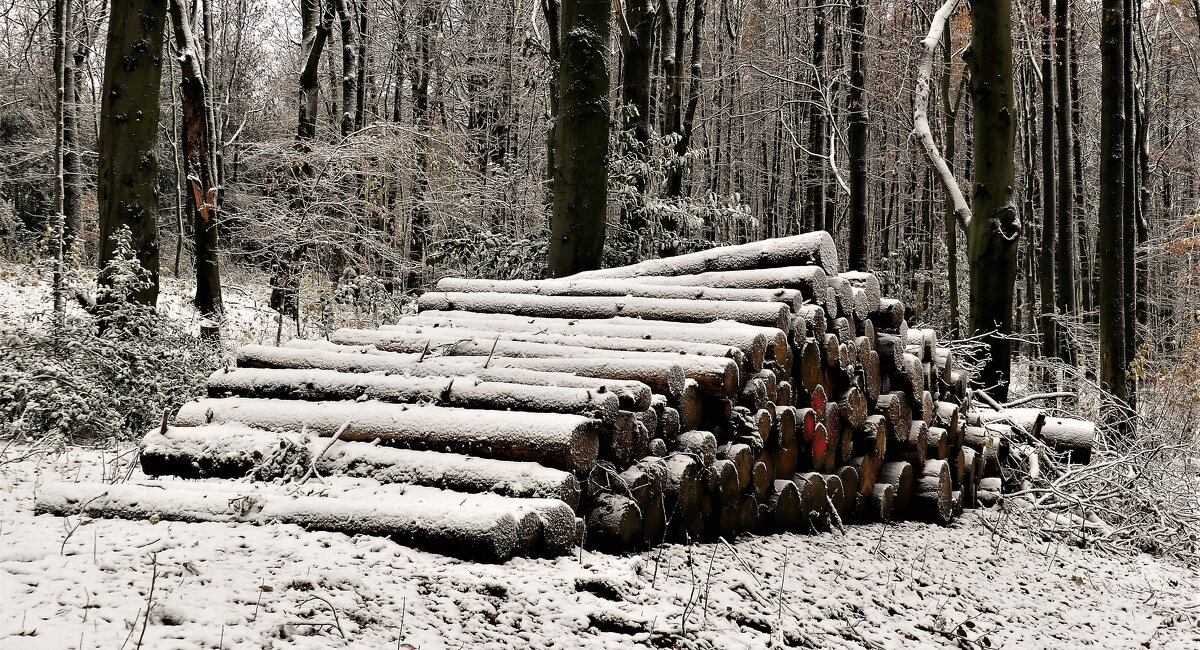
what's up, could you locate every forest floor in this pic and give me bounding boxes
[2,445,1199,650]
[2,263,1200,649]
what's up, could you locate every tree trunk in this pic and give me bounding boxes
[619,0,657,235]
[52,0,71,318]
[1098,0,1128,408]
[547,0,611,277]
[847,0,868,271]
[168,0,223,319]
[297,0,331,141]
[1038,0,1056,367]
[806,1,827,233]
[966,0,1019,401]
[541,0,561,196]
[97,0,167,307]
[60,1,81,250]
[335,0,359,137]
[407,2,436,290]
[1121,0,1136,372]
[1054,0,1077,364]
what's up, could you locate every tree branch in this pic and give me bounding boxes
[913,0,971,232]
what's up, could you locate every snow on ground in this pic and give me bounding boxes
[2,445,1197,649]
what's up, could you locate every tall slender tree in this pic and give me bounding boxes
[1038,0,1056,367]
[1098,0,1128,408]
[966,0,1020,400]
[847,0,868,271]
[97,0,168,307]
[168,0,223,318]
[1054,0,1077,364]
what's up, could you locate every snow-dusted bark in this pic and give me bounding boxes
[565,231,841,278]
[391,312,782,371]
[632,266,829,307]
[326,329,740,398]
[434,277,807,312]
[174,397,601,472]
[35,480,579,561]
[236,344,653,410]
[417,291,793,330]
[207,367,621,424]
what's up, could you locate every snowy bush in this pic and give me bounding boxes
[0,227,220,447]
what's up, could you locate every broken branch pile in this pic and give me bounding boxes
[35,231,1098,562]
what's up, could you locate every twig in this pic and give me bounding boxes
[134,552,158,650]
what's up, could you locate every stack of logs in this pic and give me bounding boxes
[34,232,1097,562]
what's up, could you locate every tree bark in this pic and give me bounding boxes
[547,0,612,277]
[847,0,868,271]
[1054,0,1077,364]
[1038,0,1056,366]
[97,0,168,307]
[966,0,1019,401]
[168,0,223,319]
[1098,0,1128,407]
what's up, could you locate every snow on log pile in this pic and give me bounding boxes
[35,231,1099,562]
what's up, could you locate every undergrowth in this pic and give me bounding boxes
[0,228,220,448]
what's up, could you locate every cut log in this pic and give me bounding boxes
[861,349,882,402]
[237,344,653,410]
[708,459,740,504]
[417,292,793,330]
[140,424,309,481]
[767,479,801,531]
[897,421,929,467]
[795,304,829,341]
[37,481,576,561]
[822,474,846,523]
[663,454,703,519]
[977,477,1002,507]
[873,392,912,445]
[752,460,773,501]
[851,454,879,495]
[856,415,889,460]
[839,271,882,313]
[1037,416,1095,464]
[316,439,584,507]
[360,324,751,370]
[674,430,718,465]
[395,311,774,371]
[587,492,643,552]
[826,276,857,319]
[634,266,830,307]
[796,338,825,392]
[878,461,914,520]
[912,460,953,525]
[718,443,753,494]
[926,426,949,461]
[435,276,807,311]
[566,231,840,278]
[862,483,895,523]
[776,381,794,407]
[793,472,828,528]
[327,331,739,399]
[869,298,905,331]
[835,387,868,429]
[207,367,621,425]
[678,379,703,430]
[174,397,600,472]
[835,466,859,517]
[968,407,1047,439]
[960,447,978,508]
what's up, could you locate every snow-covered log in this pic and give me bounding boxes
[766,479,801,531]
[393,311,782,371]
[417,292,793,330]
[435,277,807,311]
[368,323,752,369]
[565,231,840,278]
[878,461,914,520]
[631,266,829,305]
[325,330,740,398]
[140,424,309,480]
[586,492,642,552]
[174,397,600,472]
[35,480,579,561]
[207,367,620,424]
[247,343,685,402]
[912,459,953,525]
